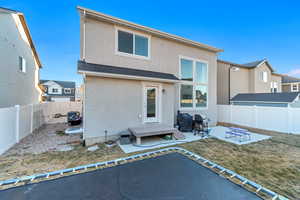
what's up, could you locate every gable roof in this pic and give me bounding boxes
[281,75,300,84]
[0,7,42,68]
[40,80,76,88]
[218,59,275,72]
[77,6,223,53]
[78,61,179,82]
[231,92,300,103]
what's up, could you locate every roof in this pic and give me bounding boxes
[218,59,275,72]
[78,61,180,82]
[0,7,42,68]
[77,6,223,53]
[40,80,76,88]
[281,75,300,84]
[231,92,300,103]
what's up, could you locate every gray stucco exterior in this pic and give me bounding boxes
[0,8,41,108]
[78,7,221,144]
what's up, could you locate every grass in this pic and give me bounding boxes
[0,125,299,199]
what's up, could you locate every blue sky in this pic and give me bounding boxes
[2,0,300,85]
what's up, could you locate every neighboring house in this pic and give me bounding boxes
[40,80,76,102]
[217,59,282,105]
[77,6,223,145]
[0,7,42,108]
[75,84,84,102]
[281,75,300,92]
[231,92,300,107]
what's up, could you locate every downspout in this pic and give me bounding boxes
[82,10,86,61]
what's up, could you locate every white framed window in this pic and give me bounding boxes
[19,56,26,73]
[64,88,71,94]
[179,56,208,109]
[271,82,278,93]
[52,88,59,93]
[115,27,150,59]
[291,83,299,92]
[259,71,268,82]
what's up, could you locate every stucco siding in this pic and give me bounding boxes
[0,13,40,108]
[282,85,290,92]
[230,67,250,98]
[84,76,175,143]
[254,63,272,93]
[217,62,229,105]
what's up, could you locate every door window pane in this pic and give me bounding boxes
[180,85,193,107]
[195,85,207,107]
[147,88,156,118]
[118,30,133,54]
[135,35,148,57]
[196,62,207,83]
[180,59,193,81]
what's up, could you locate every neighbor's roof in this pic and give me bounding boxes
[281,75,300,84]
[78,61,180,82]
[0,7,42,68]
[218,59,275,72]
[231,92,300,103]
[40,80,76,88]
[77,6,223,53]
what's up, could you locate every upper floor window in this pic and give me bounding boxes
[19,56,26,73]
[52,88,59,93]
[64,88,71,94]
[259,71,268,82]
[291,83,299,92]
[116,29,150,58]
[179,57,208,109]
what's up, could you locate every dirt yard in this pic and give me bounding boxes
[0,123,299,199]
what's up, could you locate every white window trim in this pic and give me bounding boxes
[178,55,209,110]
[291,83,299,92]
[115,26,151,60]
[141,82,162,124]
[19,56,26,73]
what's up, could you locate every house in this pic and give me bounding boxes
[77,6,223,145]
[217,59,282,105]
[281,75,300,92]
[230,92,300,107]
[0,7,42,108]
[75,85,84,102]
[40,80,76,102]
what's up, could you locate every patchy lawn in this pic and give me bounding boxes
[0,123,299,199]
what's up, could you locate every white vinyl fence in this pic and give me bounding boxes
[218,105,300,134]
[0,102,82,154]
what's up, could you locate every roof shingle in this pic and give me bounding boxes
[231,92,300,103]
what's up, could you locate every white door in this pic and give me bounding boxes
[143,86,160,123]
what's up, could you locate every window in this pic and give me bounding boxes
[52,88,58,93]
[291,83,299,92]
[19,56,26,73]
[64,88,71,94]
[117,29,149,58]
[179,57,208,109]
[260,71,268,82]
[271,82,278,93]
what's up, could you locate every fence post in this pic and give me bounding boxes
[30,104,34,133]
[287,105,292,134]
[15,105,20,143]
[254,105,258,128]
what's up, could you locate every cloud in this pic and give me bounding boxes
[287,69,300,77]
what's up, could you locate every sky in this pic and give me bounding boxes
[2,0,300,85]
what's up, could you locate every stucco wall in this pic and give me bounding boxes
[0,13,40,108]
[217,62,229,105]
[81,16,218,142]
[84,76,175,143]
[282,84,291,92]
[230,67,250,98]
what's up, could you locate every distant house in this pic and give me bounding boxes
[217,59,282,105]
[281,75,300,92]
[40,80,76,102]
[0,7,42,108]
[75,85,84,102]
[231,92,300,107]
